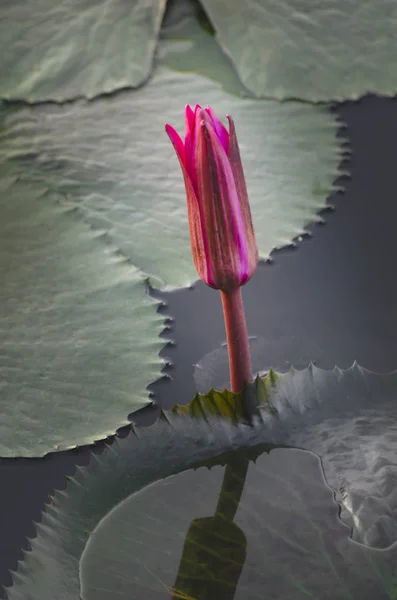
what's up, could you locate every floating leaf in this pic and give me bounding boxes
[201,0,397,102]
[172,387,247,422]
[80,451,397,600]
[0,0,166,102]
[6,365,397,599]
[200,0,397,102]
[0,66,342,289]
[0,169,165,457]
[278,365,397,549]
[173,370,279,422]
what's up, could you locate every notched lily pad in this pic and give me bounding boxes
[80,450,397,600]
[0,69,343,289]
[200,0,397,101]
[0,0,166,102]
[172,369,279,422]
[0,170,165,457]
[5,365,397,599]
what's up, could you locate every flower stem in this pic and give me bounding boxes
[220,287,252,393]
[215,456,250,522]
[216,287,251,527]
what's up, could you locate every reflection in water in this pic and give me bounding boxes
[79,431,397,600]
[172,516,246,600]
[172,458,249,600]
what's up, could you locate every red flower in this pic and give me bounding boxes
[166,105,258,291]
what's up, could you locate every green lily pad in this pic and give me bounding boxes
[0,169,165,457]
[80,451,397,600]
[0,0,166,102]
[5,365,397,599]
[200,0,397,101]
[0,57,343,289]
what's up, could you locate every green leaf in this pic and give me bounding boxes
[80,451,396,600]
[0,0,166,102]
[0,36,343,289]
[6,365,397,599]
[0,169,165,457]
[277,365,397,549]
[200,0,397,101]
[172,370,279,422]
[172,388,248,422]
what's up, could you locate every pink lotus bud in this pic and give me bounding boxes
[166,105,258,292]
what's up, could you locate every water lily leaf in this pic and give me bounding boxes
[5,365,397,599]
[80,452,397,600]
[277,365,397,550]
[200,0,397,102]
[172,369,279,421]
[0,0,166,102]
[0,69,343,289]
[0,169,165,457]
[172,387,247,422]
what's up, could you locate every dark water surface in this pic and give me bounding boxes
[2,96,397,596]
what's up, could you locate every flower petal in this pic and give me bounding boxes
[205,106,229,154]
[182,168,208,287]
[195,118,248,290]
[227,115,258,283]
[165,124,186,168]
[166,122,208,285]
[184,105,196,138]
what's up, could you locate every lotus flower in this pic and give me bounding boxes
[166,104,258,292]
